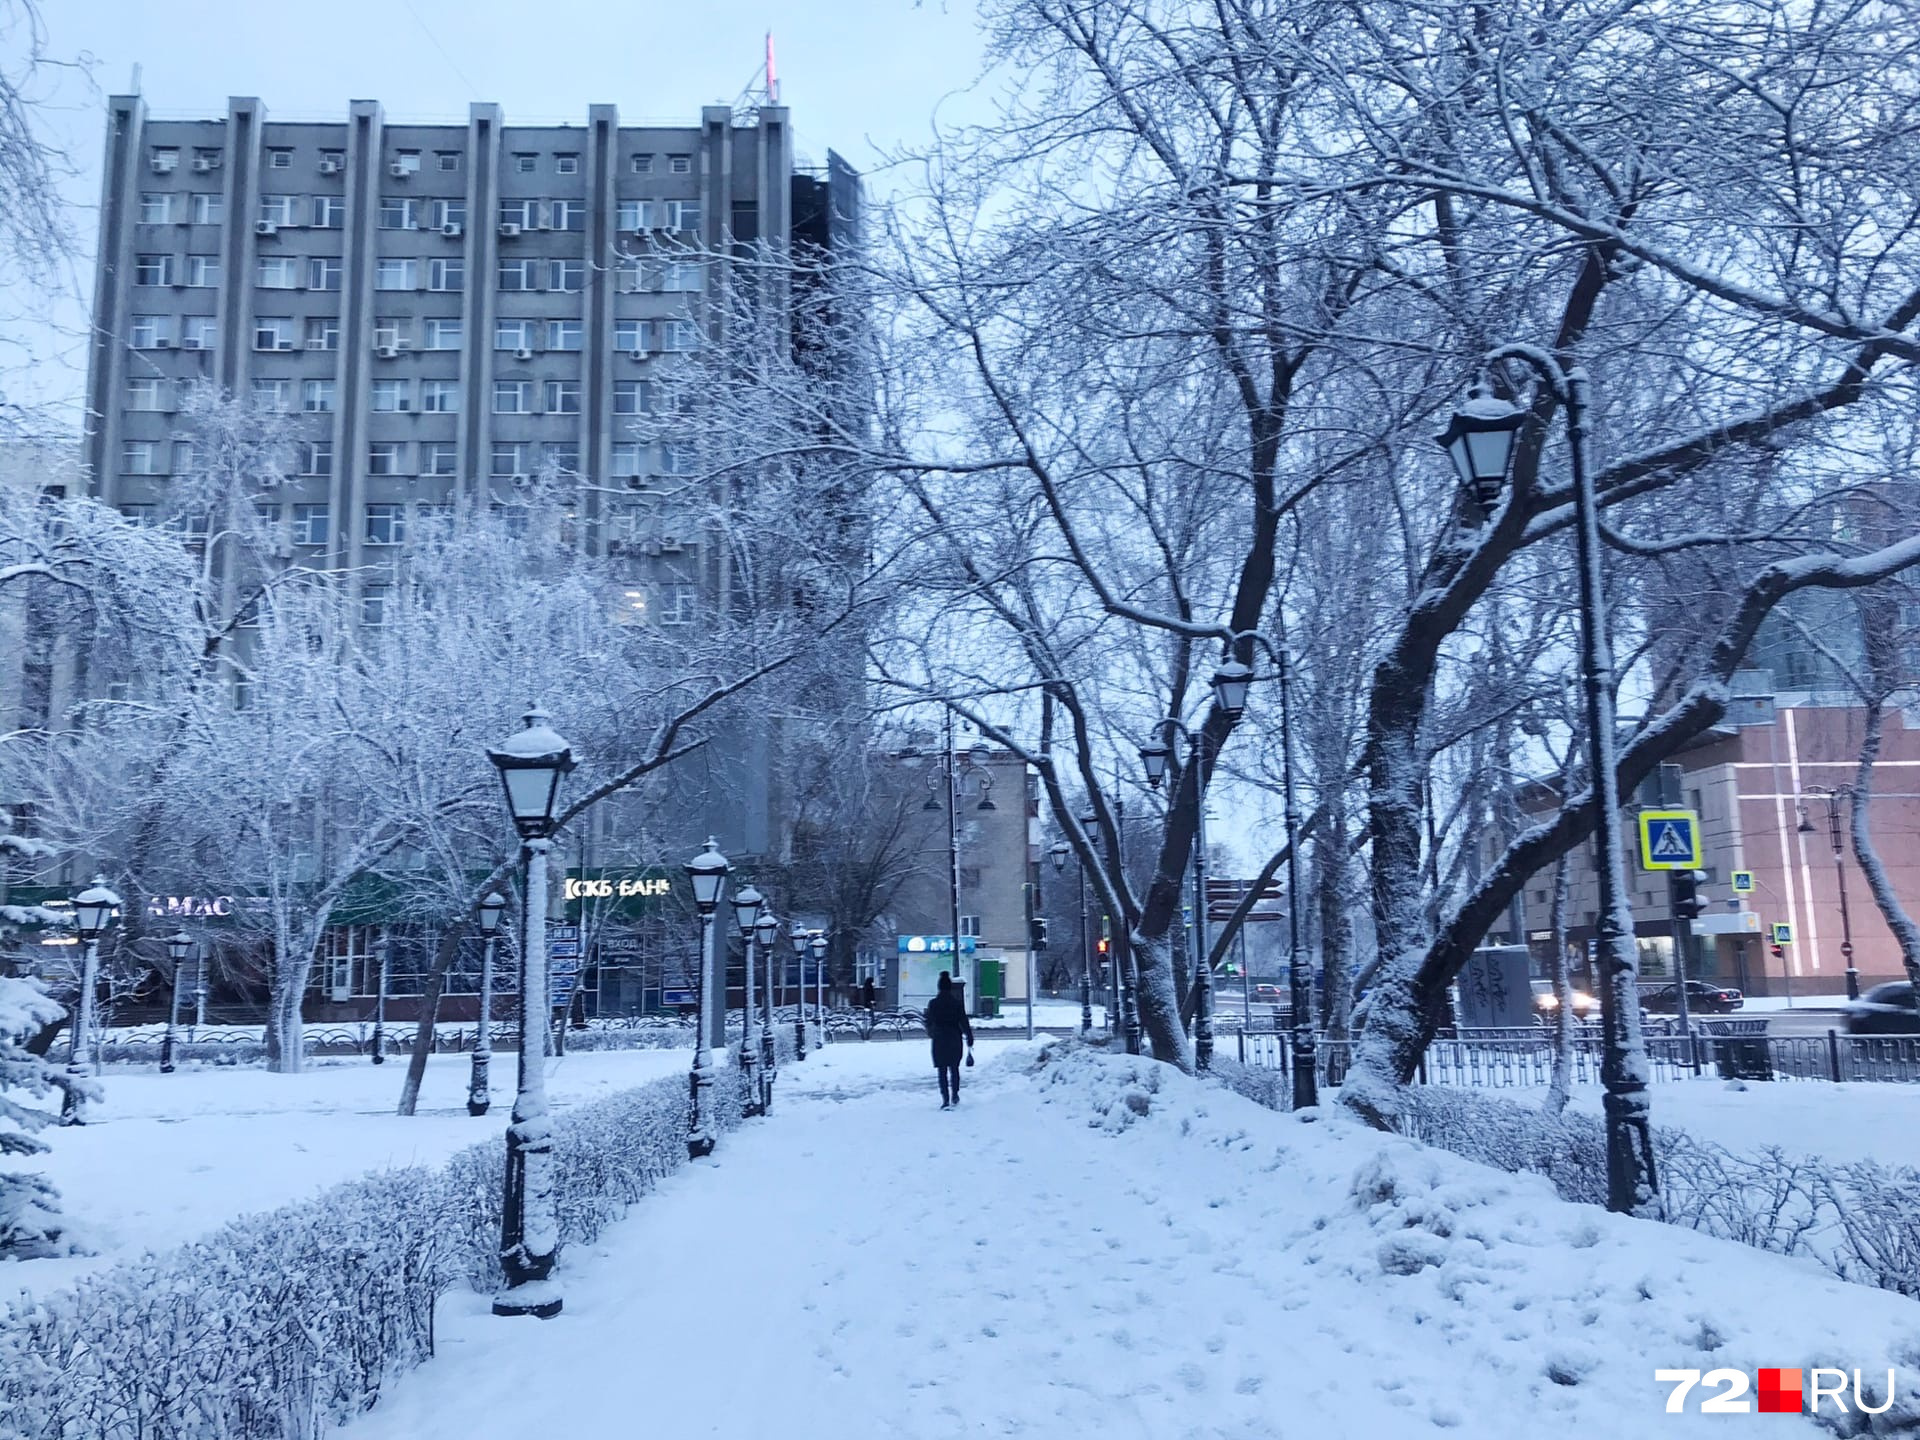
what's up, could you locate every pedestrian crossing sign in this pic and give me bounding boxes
[1638,810,1701,870]
[1771,922,1793,945]
[1731,870,1754,894]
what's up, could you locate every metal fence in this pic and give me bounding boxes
[1235,1026,1920,1089]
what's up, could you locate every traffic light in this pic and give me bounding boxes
[1669,868,1707,921]
[1096,937,1110,957]
[1029,917,1049,951]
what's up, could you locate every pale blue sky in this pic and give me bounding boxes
[16,0,991,423]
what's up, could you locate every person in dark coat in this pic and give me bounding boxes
[924,970,974,1108]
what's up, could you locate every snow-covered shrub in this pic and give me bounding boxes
[0,975,96,1258]
[0,1068,754,1438]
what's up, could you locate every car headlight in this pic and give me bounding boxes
[1536,993,1558,1009]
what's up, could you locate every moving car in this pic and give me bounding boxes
[1641,980,1744,1014]
[1845,981,1920,1035]
[1253,983,1285,1005]
[1530,979,1598,1020]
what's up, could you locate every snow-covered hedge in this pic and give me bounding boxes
[1396,1086,1920,1300]
[0,1064,763,1439]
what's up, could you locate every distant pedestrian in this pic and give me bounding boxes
[924,970,974,1108]
[862,976,877,1012]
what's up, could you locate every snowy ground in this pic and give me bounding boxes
[341,1042,1918,1440]
[2,1048,690,1303]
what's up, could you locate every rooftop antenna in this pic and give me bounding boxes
[766,32,778,103]
[130,62,142,95]
[731,31,778,116]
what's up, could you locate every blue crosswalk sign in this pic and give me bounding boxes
[1638,810,1701,870]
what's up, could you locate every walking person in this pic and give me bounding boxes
[925,970,974,1108]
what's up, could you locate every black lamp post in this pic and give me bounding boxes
[684,838,730,1157]
[485,704,576,1318]
[1444,353,1657,1213]
[918,715,995,1021]
[370,927,390,1065]
[1141,720,1214,1070]
[468,890,508,1117]
[1075,814,1099,1035]
[61,877,120,1126]
[162,930,192,1074]
[810,931,830,1046]
[732,883,764,1115]
[755,911,779,1111]
[789,921,809,1059]
[1802,788,1861,1001]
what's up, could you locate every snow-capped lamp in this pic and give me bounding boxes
[790,920,809,957]
[732,883,765,939]
[73,878,121,941]
[165,929,193,965]
[1050,839,1069,873]
[486,704,575,841]
[684,838,730,916]
[1139,741,1172,790]
[1210,659,1254,718]
[755,911,780,948]
[809,932,829,962]
[477,890,508,936]
[1435,381,1525,518]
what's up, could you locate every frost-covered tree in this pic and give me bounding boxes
[0,971,92,1256]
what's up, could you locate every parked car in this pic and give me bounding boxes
[1530,979,1598,1020]
[1641,980,1744,1014]
[1253,983,1285,1005]
[1845,981,1920,1035]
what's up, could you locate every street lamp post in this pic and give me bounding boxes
[191,942,207,1038]
[1050,840,1087,1038]
[1801,788,1861,1001]
[370,928,390,1065]
[1440,356,1657,1213]
[468,890,508,1117]
[684,839,730,1158]
[1141,722,1214,1071]
[810,932,829,1047]
[789,922,809,1059]
[61,877,120,1126]
[162,930,192,1075]
[485,705,577,1318]
[755,911,779,1112]
[918,716,995,1021]
[732,884,765,1115]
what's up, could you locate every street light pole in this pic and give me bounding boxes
[371,927,389,1065]
[61,877,120,1126]
[162,930,192,1075]
[810,932,829,1047]
[1441,355,1657,1213]
[469,891,507,1117]
[684,839,730,1157]
[192,943,207,1038]
[1274,632,1314,1109]
[732,885,764,1115]
[1805,788,1861,1001]
[756,911,779,1112]
[790,922,808,1059]
[486,704,577,1318]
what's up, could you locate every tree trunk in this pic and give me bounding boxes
[1850,697,1920,991]
[1543,853,1575,1115]
[397,925,467,1116]
[1316,802,1355,1038]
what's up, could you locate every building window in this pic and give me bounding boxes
[194,148,224,171]
[436,151,460,172]
[254,317,295,350]
[185,255,218,286]
[138,192,174,224]
[306,316,340,350]
[259,194,299,226]
[129,314,171,348]
[421,379,460,413]
[511,152,536,173]
[375,257,419,290]
[371,379,410,413]
[360,584,390,627]
[299,440,333,476]
[367,446,405,481]
[183,316,216,348]
[118,502,157,525]
[662,319,701,352]
[660,581,697,624]
[251,378,293,411]
[433,198,467,229]
[379,196,419,230]
[173,439,196,473]
[126,377,168,411]
[661,260,704,292]
[668,201,701,231]
[190,192,224,225]
[428,257,464,292]
[292,504,330,546]
[555,153,580,175]
[668,154,691,174]
[149,146,179,172]
[629,153,653,174]
[308,256,343,291]
[312,195,345,228]
[302,379,335,413]
[548,259,583,292]
[959,915,982,939]
[544,380,581,415]
[373,316,406,348]
[134,254,173,286]
[659,442,696,475]
[496,319,534,351]
[257,256,300,288]
[614,318,654,354]
[542,442,580,475]
[122,441,164,475]
[319,148,345,169]
[613,380,651,415]
[611,441,643,477]
[493,381,532,415]
[423,318,463,350]
[491,441,524,476]
[499,198,538,229]
[616,199,650,231]
[423,441,458,476]
[268,147,293,169]
[498,258,539,291]
[552,199,585,231]
[392,150,422,175]
[546,319,583,351]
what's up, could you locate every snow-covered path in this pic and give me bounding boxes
[345,1041,1920,1439]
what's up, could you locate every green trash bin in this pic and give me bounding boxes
[1705,1019,1772,1081]
[976,959,1003,1019]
